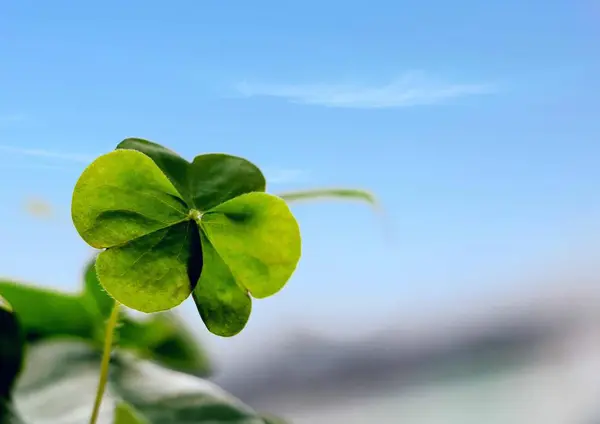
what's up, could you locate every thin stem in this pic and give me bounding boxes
[89,301,120,424]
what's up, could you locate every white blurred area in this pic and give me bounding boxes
[210,261,600,424]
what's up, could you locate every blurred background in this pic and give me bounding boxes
[1,1,599,423]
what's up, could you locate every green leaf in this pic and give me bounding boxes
[116,138,192,206]
[0,399,27,424]
[71,149,188,249]
[200,192,301,299]
[117,139,266,211]
[0,282,96,342]
[1,260,210,376]
[95,220,201,313]
[72,149,202,313]
[117,312,211,376]
[188,154,266,211]
[82,255,211,374]
[192,233,252,337]
[0,295,24,399]
[278,187,376,205]
[11,341,279,423]
[82,259,115,318]
[72,141,302,336]
[114,402,149,424]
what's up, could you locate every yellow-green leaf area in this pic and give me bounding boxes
[114,402,149,424]
[200,192,301,299]
[95,221,200,313]
[71,149,188,249]
[192,232,251,337]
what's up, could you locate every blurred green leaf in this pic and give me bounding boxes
[278,188,376,205]
[0,256,211,376]
[0,399,26,424]
[113,402,149,424]
[0,283,95,343]
[0,296,26,424]
[118,312,211,376]
[278,187,389,244]
[11,341,285,424]
[0,295,24,398]
[82,255,211,376]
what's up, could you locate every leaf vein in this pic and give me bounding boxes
[115,228,173,278]
[151,221,191,286]
[94,184,188,215]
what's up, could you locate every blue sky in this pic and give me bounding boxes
[0,1,599,345]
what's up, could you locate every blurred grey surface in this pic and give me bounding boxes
[214,274,600,424]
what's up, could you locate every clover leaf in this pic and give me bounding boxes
[71,138,301,337]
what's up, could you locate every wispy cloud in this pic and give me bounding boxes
[0,145,94,163]
[1,164,75,172]
[234,72,495,109]
[0,144,309,184]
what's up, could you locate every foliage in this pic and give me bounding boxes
[0,257,210,376]
[71,139,301,337]
[1,137,376,423]
[2,325,289,423]
[278,188,376,205]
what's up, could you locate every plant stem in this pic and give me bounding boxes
[89,302,120,424]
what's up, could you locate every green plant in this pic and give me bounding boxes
[70,138,307,423]
[1,137,376,424]
[0,297,295,424]
[0,258,210,376]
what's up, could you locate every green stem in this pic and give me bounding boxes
[89,302,120,424]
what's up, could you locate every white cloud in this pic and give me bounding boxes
[0,145,94,163]
[234,71,495,109]
[1,163,75,171]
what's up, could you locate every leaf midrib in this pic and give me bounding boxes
[198,221,249,295]
[92,184,189,215]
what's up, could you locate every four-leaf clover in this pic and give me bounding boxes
[71,138,301,336]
